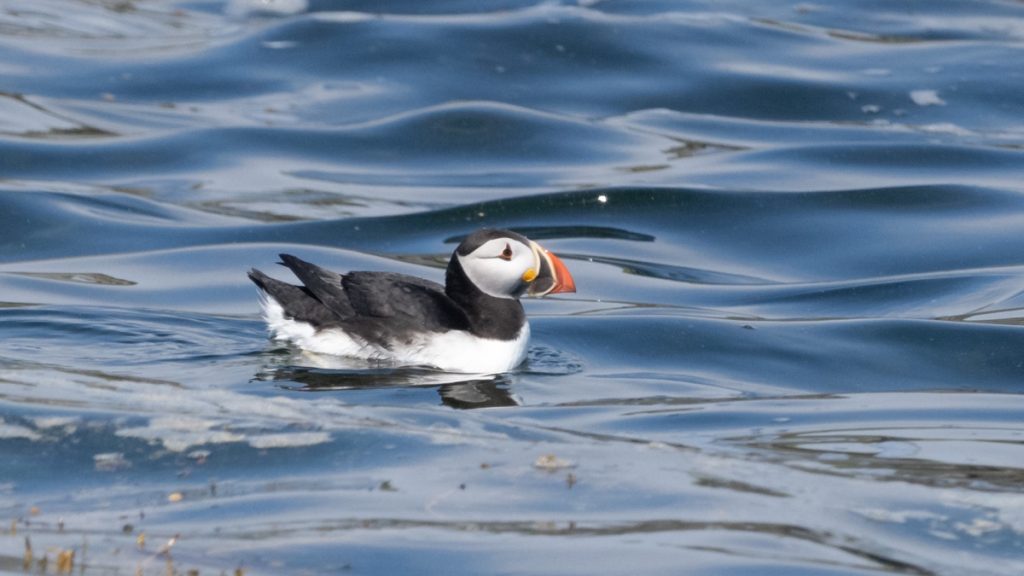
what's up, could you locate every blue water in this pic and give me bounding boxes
[2,1,1024,574]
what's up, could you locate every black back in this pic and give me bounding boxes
[249,250,525,345]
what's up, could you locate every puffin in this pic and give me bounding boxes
[248,229,576,373]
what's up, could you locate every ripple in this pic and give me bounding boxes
[6,271,136,286]
[522,345,584,376]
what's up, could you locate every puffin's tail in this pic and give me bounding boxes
[247,268,276,294]
[247,267,336,331]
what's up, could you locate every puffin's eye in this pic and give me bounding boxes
[499,244,513,261]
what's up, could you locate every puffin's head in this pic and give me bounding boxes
[454,229,576,300]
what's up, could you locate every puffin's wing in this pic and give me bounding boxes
[276,254,356,319]
[276,254,469,333]
[341,271,470,333]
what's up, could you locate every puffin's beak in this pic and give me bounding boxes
[526,241,576,297]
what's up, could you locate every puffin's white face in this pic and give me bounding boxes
[457,237,540,299]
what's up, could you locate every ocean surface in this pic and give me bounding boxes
[2,1,1024,574]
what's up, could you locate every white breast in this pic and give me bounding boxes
[259,294,530,374]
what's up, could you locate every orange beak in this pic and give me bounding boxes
[526,241,576,297]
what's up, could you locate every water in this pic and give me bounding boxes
[1,1,1024,574]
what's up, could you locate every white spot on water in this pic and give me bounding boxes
[248,432,331,449]
[262,40,298,50]
[0,419,40,441]
[32,416,78,429]
[857,508,946,524]
[919,123,973,136]
[226,0,308,17]
[956,518,1002,537]
[597,194,608,204]
[943,492,1024,536]
[117,416,245,452]
[94,452,131,471]
[910,89,946,106]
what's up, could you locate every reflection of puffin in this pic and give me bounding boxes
[248,229,575,373]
